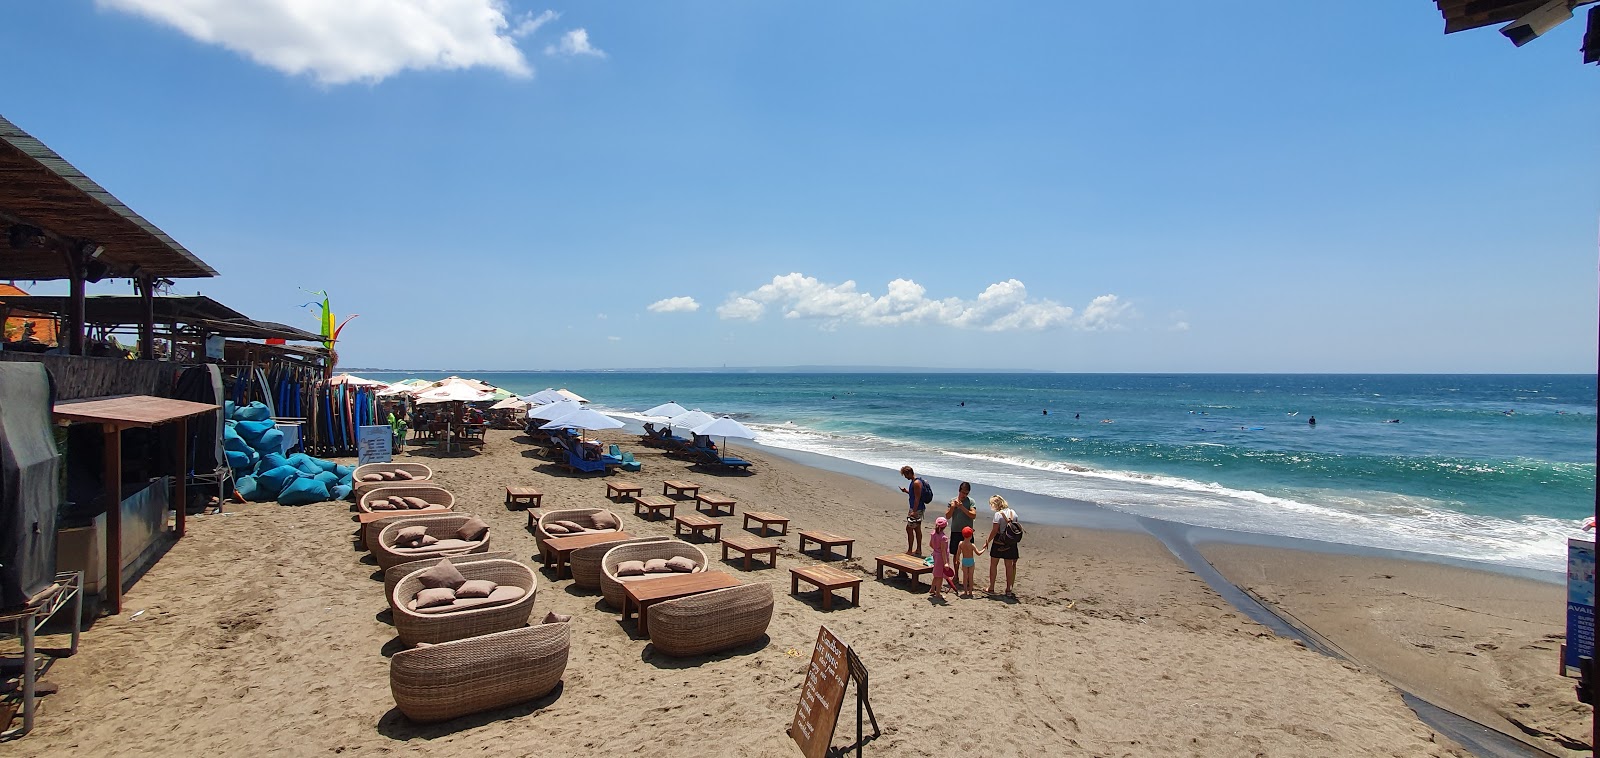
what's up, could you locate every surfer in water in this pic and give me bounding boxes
[1385,419,1401,424]
[1308,416,1316,426]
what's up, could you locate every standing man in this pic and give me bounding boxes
[945,481,976,566]
[899,466,929,556]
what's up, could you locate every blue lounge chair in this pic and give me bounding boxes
[687,445,752,471]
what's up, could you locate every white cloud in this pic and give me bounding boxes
[718,273,1119,332]
[1172,321,1190,332]
[647,296,700,314]
[596,313,607,320]
[717,297,765,321]
[545,28,605,58]
[606,335,621,342]
[98,0,562,85]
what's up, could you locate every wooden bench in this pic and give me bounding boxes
[662,479,701,499]
[632,494,677,521]
[720,534,778,570]
[790,565,861,611]
[621,571,740,636]
[694,493,736,516]
[505,486,543,509]
[674,512,723,542]
[874,553,933,589]
[798,530,855,560]
[742,510,789,537]
[606,481,644,500]
[542,531,634,580]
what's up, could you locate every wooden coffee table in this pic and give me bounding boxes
[632,494,677,521]
[695,493,736,516]
[674,512,723,542]
[742,510,789,536]
[505,486,543,509]
[621,571,740,635]
[720,534,778,570]
[662,479,701,499]
[874,553,933,589]
[543,531,633,579]
[607,481,643,500]
[790,565,861,611]
[798,530,855,560]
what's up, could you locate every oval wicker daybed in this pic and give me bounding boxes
[358,484,455,514]
[569,536,670,591]
[351,463,434,498]
[390,622,569,723]
[383,550,514,599]
[533,508,621,552]
[390,558,538,646]
[373,513,491,571]
[647,583,774,657]
[598,540,709,610]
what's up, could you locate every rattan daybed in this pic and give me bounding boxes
[372,513,491,571]
[647,583,774,657]
[598,540,708,610]
[390,622,569,722]
[390,558,537,646]
[569,536,670,591]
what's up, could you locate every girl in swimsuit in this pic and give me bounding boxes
[956,526,983,598]
[929,517,955,599]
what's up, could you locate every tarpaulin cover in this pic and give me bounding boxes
[0,363,61,609]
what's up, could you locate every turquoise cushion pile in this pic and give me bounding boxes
[223,400,354,505]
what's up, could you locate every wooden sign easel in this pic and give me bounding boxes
[790,625,881,758]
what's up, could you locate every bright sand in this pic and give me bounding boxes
[12,429,1585,756]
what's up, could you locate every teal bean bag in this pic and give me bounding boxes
[259,453,291,473]
[312,471,339,486]
[256,428,285,456]
[234,475,259,502]
[330,484,352,500]
[225,450,255,471]
[255,464,301,497]
[277,476,330,506]
[235,401,271,422]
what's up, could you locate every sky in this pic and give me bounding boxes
[2,1,1597,373]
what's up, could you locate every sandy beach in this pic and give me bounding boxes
[11,429,1583,756]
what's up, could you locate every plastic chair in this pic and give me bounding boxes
[609,444,621,458]
[621,452,642,472]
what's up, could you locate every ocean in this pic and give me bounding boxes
[364,372,1595,571]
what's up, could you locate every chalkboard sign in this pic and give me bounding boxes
[791,625,850,758]
[357,425,392,465]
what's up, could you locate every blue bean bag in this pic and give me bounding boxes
[235,401,271,422]
[255,464,301,497]
[225,450,255,471]
[330,484,352,500]
[259,453,291,473]
[277,476,330,506]
[256,428,285,456]
[234,420,273,445]
[224,400,236,420]
[333,464,354,479]
[234,475,259,502]
[312,471,339,486]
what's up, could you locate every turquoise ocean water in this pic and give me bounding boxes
[366,372,1595,571]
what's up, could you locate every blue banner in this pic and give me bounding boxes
[1565,538,1595,676]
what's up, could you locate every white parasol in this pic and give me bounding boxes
[642,401,689,419]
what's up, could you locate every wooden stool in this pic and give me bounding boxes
[674,512,723,542]
[721,534,778,570]
[505,486,543,509]
[874,554,933,589]
[791,565,861,611]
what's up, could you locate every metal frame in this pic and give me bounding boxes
[0,571,83,740]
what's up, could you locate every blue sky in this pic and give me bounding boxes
[4,1,1596,372]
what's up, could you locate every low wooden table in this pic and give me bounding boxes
[543,531,633,580]
[621,571,740,636]
[632,494,677,521]
[742,510,789,536]
[695,493,736,516]
[674,512,723,542]
[607,481,644,500]
[798,530,855,560]
[662,479,701,499]
[790,565,861,611]
[505,486,543,509]
[720,534,778,570]
[356,507,450,550]
[875,553,933,588]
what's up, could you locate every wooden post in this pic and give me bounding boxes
[102,423,122,614]
[65,245,86,356]
[174,416,188,538]
[137,273,155,360]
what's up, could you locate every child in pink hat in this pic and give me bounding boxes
[929,517,954,599]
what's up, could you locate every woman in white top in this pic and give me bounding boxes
[982,494,1020,597]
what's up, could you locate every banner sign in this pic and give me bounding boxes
[357,424,392,465]
[1566,538,1595,676]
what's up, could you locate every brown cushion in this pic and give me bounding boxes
[387,495,409,509]
[394,526,427,546]
[402,496,431,510]
[456,517,490,542]
[394,470,415,480]
[665,556,696,573]
[616,560,646,577]
[370,500,397,511]
[417,534,439,547]
[456,579,497,598]
[415,587,456,608]
[543,610,572,624]
[360,473,385,483]
[416,558,466,590]
[379,471,398,481]
[554,520,586,532]
[543,523,571,535]
[410,585,525,614]
[644,558,672,574]
[590,511,620,530]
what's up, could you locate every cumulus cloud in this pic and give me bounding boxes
[1172,321,1190,332]
[545,28,605,58]
[98,0,568,85]
[717,273,1122,332]
[647,296,700,314]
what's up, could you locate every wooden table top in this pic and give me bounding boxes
[633,495,675,507]
[625,571,739,604]
[674,512,718,527]
[696,493,735,504]
[545,531,633,552]
[792,564,859,585]
[744,511,789,521]
[877,553,931,570]
[799,529,853,544]
[506,486,543,495]
[609,481,643,492]
[721,534,777,550]
[662,479,700,490]
[355,507,449,524]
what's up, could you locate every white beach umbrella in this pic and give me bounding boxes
[667,409,715,433]
[691,416,756,439]
[491,397,529,411]
[642,401,689,419]
[527,399,582,421]
[556,388,588,403]
[539,408,624,431]
[520,388,566,405]
[416,383,494,404]
[377,382,419,397]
